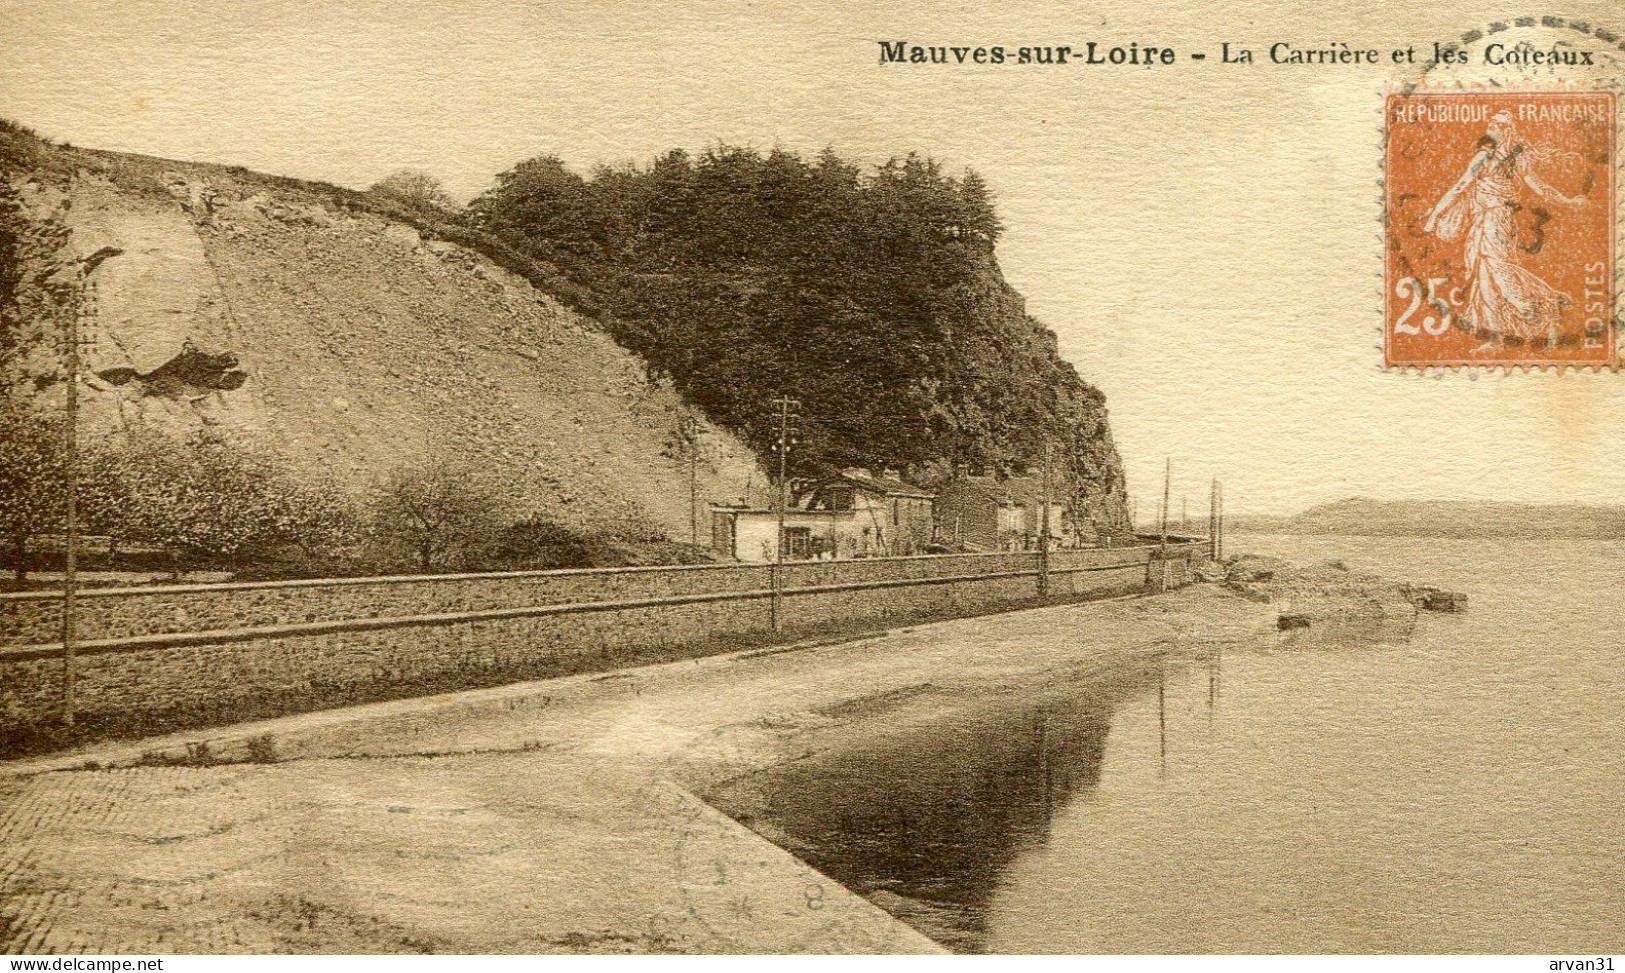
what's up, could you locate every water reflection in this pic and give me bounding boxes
[1207,646,1220,722]
[707,663,1174,952]
[710,540,1625,952]
[1157,662,1167,775]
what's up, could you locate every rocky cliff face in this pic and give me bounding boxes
[2,129,768,542]
[941,252,1130,532]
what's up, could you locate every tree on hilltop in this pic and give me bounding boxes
[368,169,457,213]
[465,144,1021,479]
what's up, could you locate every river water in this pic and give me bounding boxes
[723,535,1625,953]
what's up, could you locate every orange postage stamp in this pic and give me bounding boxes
[1384,89,1617,368]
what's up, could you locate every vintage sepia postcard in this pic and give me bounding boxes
[1,0,1622,964]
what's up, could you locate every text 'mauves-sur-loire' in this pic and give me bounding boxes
[877,41,1600,67]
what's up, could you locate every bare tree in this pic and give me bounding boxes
[371,465,502,573]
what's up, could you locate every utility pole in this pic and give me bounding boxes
[1159,458,1171,553]
[1038,442,1052,598]
[1156,457,1171,593]
[60,285,86,728]
[768,396,800,633]
[683,413,700,551]
[57,248,119,728]
[1210,477,1219,560]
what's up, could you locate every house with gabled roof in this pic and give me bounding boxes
[799,467,936,557]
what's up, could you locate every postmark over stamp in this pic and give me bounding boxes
[1384,89,1617,368]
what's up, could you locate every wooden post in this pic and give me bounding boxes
[1210,477,1219,560]
[60,284,84,728]
[686,415,699,551]
[1158,457,1171,591]
[58,251,117,728]
[1038,443,1052,597]
[1159,457,1170,552]
[769,396,799,633]
[773,431,785,633]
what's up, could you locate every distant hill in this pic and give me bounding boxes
[1230,498,1625,539]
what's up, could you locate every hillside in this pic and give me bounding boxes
[1237,498,1625,539]
[0,121,768,551]
[2,123,1134,560]
[469,148,1131,531]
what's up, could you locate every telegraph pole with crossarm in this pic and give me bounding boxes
[767,396,801,632]
[59,246,121,728]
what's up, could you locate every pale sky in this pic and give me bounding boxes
[3,0,1622,514]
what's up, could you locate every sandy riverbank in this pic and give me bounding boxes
[0,584,1286,954]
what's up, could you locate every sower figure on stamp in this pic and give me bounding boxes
[1424,110,1588,355]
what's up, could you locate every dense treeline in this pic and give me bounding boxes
[469,146,1122,495]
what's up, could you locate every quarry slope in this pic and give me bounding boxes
[4,133,767,543]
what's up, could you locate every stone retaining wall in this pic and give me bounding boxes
[0,543,1203,752]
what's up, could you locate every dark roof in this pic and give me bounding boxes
[711,506,856,519]
[940,475,1053,506]
[820,468,934,499]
